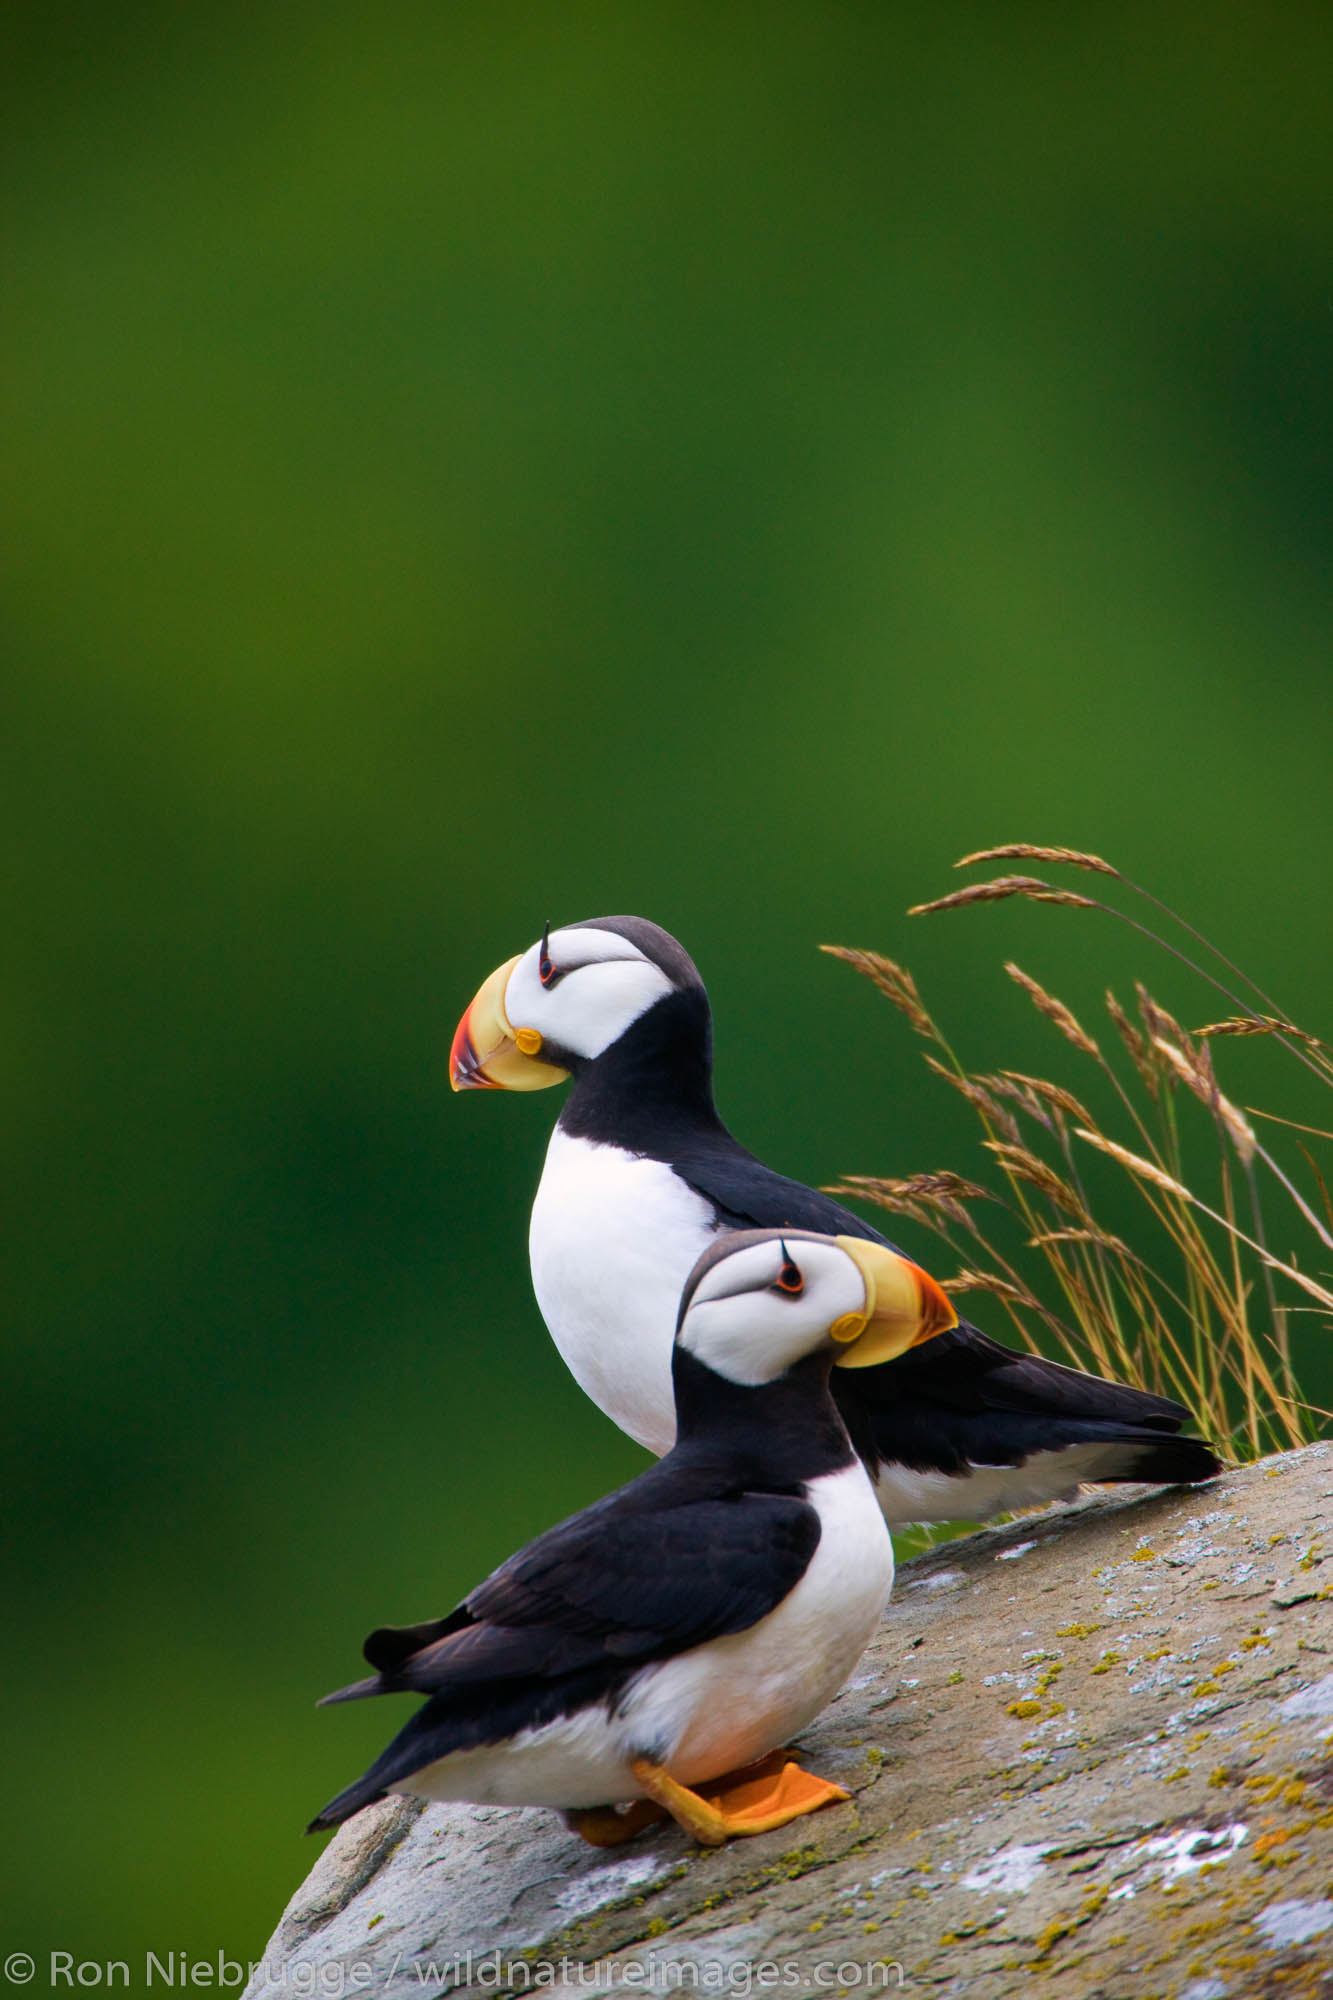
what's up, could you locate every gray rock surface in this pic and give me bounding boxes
[246,1446,1333,1998]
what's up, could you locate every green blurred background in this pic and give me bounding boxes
[4,0,1330,1966]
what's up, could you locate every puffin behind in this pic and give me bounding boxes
[451,915,1222,1521]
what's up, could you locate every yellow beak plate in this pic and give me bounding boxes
[450,956,570,1092]
[830,1236,958,1367]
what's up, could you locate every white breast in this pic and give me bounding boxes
[618,1460,895,1784]
[529,1128,716,1455]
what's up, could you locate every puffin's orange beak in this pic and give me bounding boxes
[829,1237,958,1368]
[450,956,570,1093]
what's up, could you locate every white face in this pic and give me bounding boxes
[502,925,675,1063]
[677,1237,870,1387]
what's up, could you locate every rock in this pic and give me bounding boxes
[245,1445,1333,1998]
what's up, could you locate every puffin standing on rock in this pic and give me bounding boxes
[311,1229,951,1847]
[451,916,1221,1522]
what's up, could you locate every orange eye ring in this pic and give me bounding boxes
[775,1260,804,1296]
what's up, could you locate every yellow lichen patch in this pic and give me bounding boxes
[1031,1888,1108,1961]
[1056,1622,1100,1639]
[1007,1699,1043,1719]
[1239,1634,1271,1651]
[1144,1648,1173,1663]
[1047,1701,1066,1717]
[1091,1652,1124,1675]
[1163,1767,1190,1782]
[1201,1581,1220,1590]
[1193,1680,1222,1696]
[1130,1547,1157,1563]
[1214,1659,1238,1675]
[1208,1765,1233,1788]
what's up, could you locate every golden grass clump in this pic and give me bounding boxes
[826,843,1332,1462]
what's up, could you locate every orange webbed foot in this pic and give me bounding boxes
[628,1752,850,1846]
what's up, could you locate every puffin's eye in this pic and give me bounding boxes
[775,1260,804,1296]
[538,919,556,988]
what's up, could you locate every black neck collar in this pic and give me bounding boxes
[666,1346,856,1487]
[557,986,727,1151]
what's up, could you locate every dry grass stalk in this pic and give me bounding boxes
[1072,1127,1192,1199]
[931,842,1330,1091]
[825,1173,991,1230]
[982,1073,1054,1128]
[1197,1016,1330,1052]
[983,1140,1085,1217]
[923,1055,1022,1143]
[836,1170,994,1205]
[1105,988,1159,1094]
[1030,1227,1139,1261]
[955,843,1121,879]
[942,1270,1042,1306]
[1151,1035,1257,1166]
[1136,982,1193,1056]
[1005,962,1101,1058]
[910,875,1099,916]
[999,1071,1095,1128]
[819,945,933,1037]
[1076,1128,1333,1313]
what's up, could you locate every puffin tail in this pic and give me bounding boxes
[306,1772,389,1834]
[1105,1430,1222,1487]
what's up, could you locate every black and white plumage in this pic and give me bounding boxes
[451,916,1222,1523]
[310,1229,937,1845]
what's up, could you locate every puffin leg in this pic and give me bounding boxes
[564,1799,671,1847]
[629,1752,849,1846]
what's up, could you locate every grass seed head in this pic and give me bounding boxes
[909,875,1098,916]
[1005,962,1101,1058]
[1073,1128,1192,1200]
[923,1055,1022,1142]
[954,843,1121,879]
[999,1071,1096,1128]
[1106,988,1159,1095]
[829,1171,993,1230]
[942,1270,1041,1306]
[983,1139,1086,1217]
[820,945,934,1037]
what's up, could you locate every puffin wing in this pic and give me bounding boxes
[307,1479,824,1830]
[322,1477,821,1703]
[671,1142,1195,1432]
[673,1145,902,1246]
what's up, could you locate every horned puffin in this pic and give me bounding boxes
[450,916,1221,1523]
[311,1229,950,1847]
